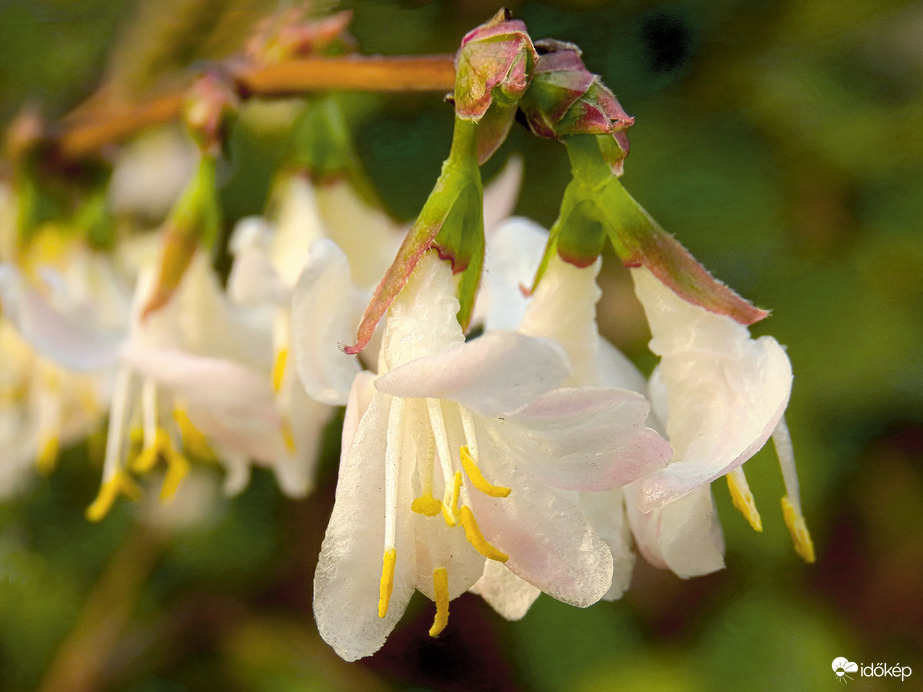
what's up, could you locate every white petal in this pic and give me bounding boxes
[495,388,671,491]
[411,511,485,600]
[315,181,403,290]
[478,216,548,331]
[468,431,614,607]
[379,252,464,370]
[290,238,362,405]
[519,255,604,387]
[469,560,540,621]
[0,264,123,370]
[272,174,325,285]
[565,489,636,601]
[375,331,569,418]
[227,216,289,306]
[632,267,793,510]
[313,393,416,661]
[270,381,330,498]
[626,482,725,578]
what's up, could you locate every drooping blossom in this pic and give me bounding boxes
[310,250,669,660]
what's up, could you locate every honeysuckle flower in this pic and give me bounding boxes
[229,170,405,405]
[313,250,669,660]
[87,251,318,520]
[513,248,731,581]
[474,216,811,607]
[629,266,813,565]
[0,234,132,480]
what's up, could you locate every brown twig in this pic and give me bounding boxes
[55,54,456,160]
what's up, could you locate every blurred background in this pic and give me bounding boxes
[1,0,922,690]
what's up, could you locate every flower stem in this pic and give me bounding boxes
[55,54,456,160]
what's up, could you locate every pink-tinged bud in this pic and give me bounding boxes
[183,73,239,156]
[521,40,634,174]
[245,8,356,63]
[454,9,537,121]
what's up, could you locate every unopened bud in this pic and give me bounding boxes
[245,8,356,63]
[454,9,537,121]
[521,40,634,174]
[183,73,239,156]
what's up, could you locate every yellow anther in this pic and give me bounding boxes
[411,494,442,517]
[459,505,508,563]
[85,470,141,522]
[129,427,145,447]
[726,468,762,532]
[428,567,450,638]
[131,428,170,473]
[441,471,462,527]
[781,496,815,564]
[160,450,191,501]
[378,548,397,618]
[36,436,60,476]
[172,407,213,460]
[460,446,511,498]
[281,419,297,454]
[272,348,288,393]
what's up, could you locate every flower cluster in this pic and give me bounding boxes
[0,8,814,663]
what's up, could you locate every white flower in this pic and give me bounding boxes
[312,251,669,660]
[629,267,813,565]
[87,251,318,520]
[0,237,130,487]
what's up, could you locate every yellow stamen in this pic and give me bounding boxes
[160,449,191,501]
[781,496,815,563]
[441,471,462,527]
[272,348,288,393]
[726,468,762,532]
[378,548,397,618]
[85,470,141,522]
[172,407,213,460]
[460,446,511,498]
[281,418,297,454]
[129,427,145,447]
[459,505,508,562]
[428,567,450,638]
[36,436,60,475]
[131,428,169,473]
[411,493,442,517]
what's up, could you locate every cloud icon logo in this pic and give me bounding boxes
[832,657,859,682]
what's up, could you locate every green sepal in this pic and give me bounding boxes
[140,153,221,319]
[346,117,483,354]
[433,179,485,329]
[565,135,769,325]
[74,188,115,251]
[286,96,381,207]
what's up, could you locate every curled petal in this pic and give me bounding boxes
[375,331,568,418]
[0,264,123,370]
[290,238,362,405]
[227,216,289,306]
[632,267,793,511]
[496,388,671,491]
[314,393,416,661]
[468,435,614,607]
[565,489,635,601]
[626,482,725,578]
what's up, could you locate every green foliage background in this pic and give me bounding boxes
[1,0,922,690]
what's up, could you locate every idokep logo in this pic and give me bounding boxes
[833,658,858,683]
[832,657,913,683]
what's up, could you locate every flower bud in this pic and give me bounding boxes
[454,10,537,121]
[521,40,634,175]
[183,73,239,157]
